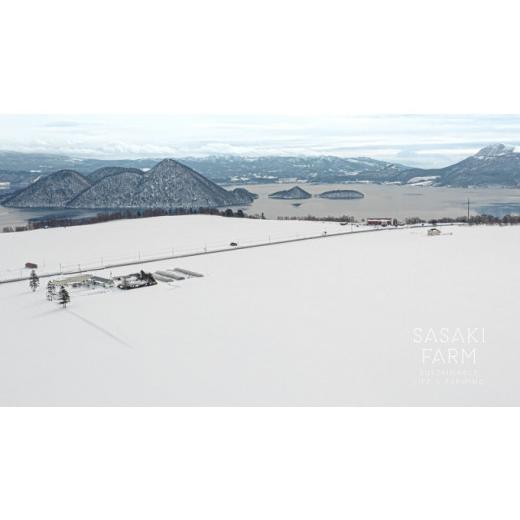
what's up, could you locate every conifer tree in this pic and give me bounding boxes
[29,270,40,292]
[57,286,70,308]
[46,281,56,301]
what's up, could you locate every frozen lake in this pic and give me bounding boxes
[235,183,520,220]
[0,207,101,229]
[2,183,520,228]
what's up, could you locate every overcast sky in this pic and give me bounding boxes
[0,114,519,168]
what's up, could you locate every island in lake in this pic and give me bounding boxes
[318,189,365,200]
[268,186,312,200]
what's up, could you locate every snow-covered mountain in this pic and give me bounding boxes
[69,170,145,208]
[475,144,515,157]
[0,152,410,186]
[88,166,144,184]
[126,159,252,209]
[229,187,258,202]
[3,145,520,193]
[402,144,520,187]
[5,159,255,209]
[182,155,410,183]
[4,169,91,208]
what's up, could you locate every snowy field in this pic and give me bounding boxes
[0,215,518,405]
[0,215,347,279]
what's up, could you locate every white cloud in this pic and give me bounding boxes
[414,148,480,156]
[0,115,520,167]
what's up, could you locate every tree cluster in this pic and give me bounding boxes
[5,206,263,233]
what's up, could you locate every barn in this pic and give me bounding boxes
[367,218,393,227]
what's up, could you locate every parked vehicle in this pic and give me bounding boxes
[230,242,238,247]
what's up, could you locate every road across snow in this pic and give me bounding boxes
[0,216,518,405]
[0,215,352,279]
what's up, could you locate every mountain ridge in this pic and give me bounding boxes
[402,144,520,187]
[1,145,520,190]
[4,159,255,209]
[4,169,92,208]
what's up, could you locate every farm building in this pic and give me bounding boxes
[367,218,393,227]
[49,274,114,289]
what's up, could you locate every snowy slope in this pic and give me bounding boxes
[0,215,346,277]
[87,166,143,184]
[69,170,145,208]
[4,170,91,208]
[2,159,256,209]
[403,144,520,187]
[0,217,518,405]
[130,159,252,208]
[182,154,410,183]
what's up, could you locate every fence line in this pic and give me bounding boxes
[0,223,446,285]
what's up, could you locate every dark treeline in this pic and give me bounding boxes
[2,207,267,233]
[281,214,520,225]
[406,214,520,225]
[279,214,520,226]
[277,215,356,223]
[3,209,520,233]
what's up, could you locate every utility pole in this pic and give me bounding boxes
[467,198,470,222]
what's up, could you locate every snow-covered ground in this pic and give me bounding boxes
[406,175,440,186]
[0,215,347,279]
[0,216,518,405]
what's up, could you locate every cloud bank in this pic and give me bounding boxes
[0,114,519,168]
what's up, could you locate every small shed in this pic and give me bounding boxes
[367,218,392,227]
